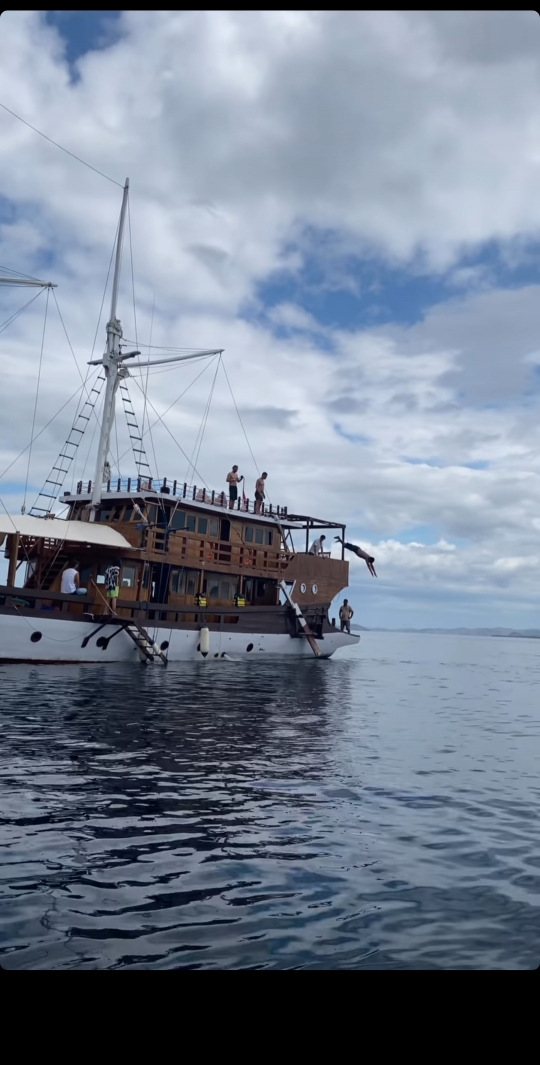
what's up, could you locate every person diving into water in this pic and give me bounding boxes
[334,537,377,577]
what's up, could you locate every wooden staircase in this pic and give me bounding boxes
[125,622,168,664]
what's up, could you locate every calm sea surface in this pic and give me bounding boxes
[1,632,539,970]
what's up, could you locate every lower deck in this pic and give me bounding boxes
[0,588,358,663]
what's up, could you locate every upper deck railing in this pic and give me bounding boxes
[68,476,288,519]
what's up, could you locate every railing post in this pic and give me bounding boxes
[183,483,187,498]
[211,490,215,504]
[193,486,197,500]
[173,480,177,495]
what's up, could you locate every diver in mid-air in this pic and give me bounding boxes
[334,537,377,577]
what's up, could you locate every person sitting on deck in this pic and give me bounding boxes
[226,465,244,509]
[254,472,267,515]
[104,559,121,615]
[335,536,377,576]
[61,559,87,595]
[309,534,326,555]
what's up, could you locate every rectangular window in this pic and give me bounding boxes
[265,530,273,546]
[145,504,157,524]
[121,565,137,588]
[171,568,199,596]
[170,510,186,531]
[244,526,254,543]
[97,507,113,522]
[197,516,208,535]
[219,580,237,600]
[186,513,196,532]
[209,518,219,537]
[255,528,263,545]
[208,577,220,598]
[123,505,134,522]
[186,573,197,596]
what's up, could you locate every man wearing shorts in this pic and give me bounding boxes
[226,465,244,509]
[104,559,121,615]
[254,472,267,515]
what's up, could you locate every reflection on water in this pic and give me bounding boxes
[1,634,539,969]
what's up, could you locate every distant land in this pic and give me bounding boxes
[350,625,540,638]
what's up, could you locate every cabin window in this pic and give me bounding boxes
[220,580,237,599]
[197,517,208,535]
[186,513,196,532]
[121,565,137,588]
[185,572,198,596]
[171,568,198,596]
[244,526,254,543]
[206,575,237,599]
[144,504,157,524]
[170,510,186,531]
[97,506,122,522]
[209,518,219,537]
[255,528,263,545]
[265,530,273,546]
[123,505,134,522]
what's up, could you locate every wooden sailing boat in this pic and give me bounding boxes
[0,180,359,663]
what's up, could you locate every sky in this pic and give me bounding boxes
[2,11,540,627]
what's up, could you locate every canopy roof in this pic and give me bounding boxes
[0,514,132,549]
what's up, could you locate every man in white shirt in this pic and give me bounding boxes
[309,534,326,555]
[60,559,87,595]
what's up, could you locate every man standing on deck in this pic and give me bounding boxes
[339,599,354,633]
[254,472,267,514]
[226,465,244,509]
[104,559,121,615]
[309,533,326,555]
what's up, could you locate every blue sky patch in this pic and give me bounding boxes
[45,11,122,75]
[247,227,540,336]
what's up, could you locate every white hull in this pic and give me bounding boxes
[0,613,359,663]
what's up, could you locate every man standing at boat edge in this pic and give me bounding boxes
[254,472,268,514]
[226,465,244,510]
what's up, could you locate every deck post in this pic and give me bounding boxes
[7,532,20,587]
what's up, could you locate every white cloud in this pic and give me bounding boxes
[2,11,540,624]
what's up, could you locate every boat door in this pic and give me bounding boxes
[150,562,171,603]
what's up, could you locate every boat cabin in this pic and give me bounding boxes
[2,475,351,625]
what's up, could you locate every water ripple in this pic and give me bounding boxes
[1,632,539,969]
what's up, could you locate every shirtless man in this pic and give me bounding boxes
[226,465,244,509]
[254,472,267,515]
[335,536,377,576]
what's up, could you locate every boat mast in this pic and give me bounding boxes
[86,179,224,519]
[89,178,138,519]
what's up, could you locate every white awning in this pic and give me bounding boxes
[0,515,132,549]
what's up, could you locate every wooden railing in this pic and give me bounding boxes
[73,476,288,519]
[141,528,293,574]
[0,585,93,612]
